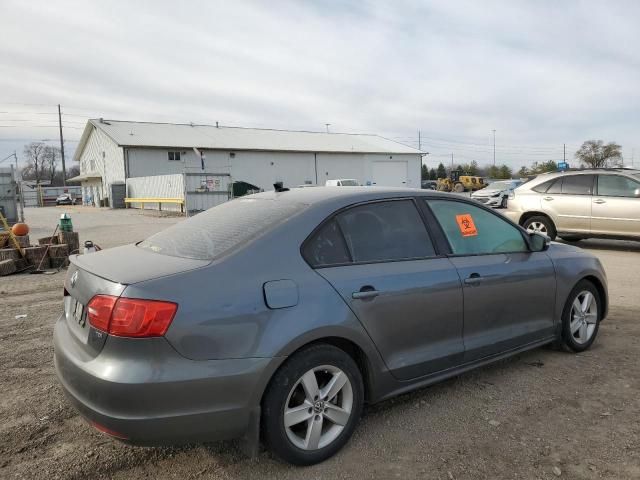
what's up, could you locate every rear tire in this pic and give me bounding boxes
[522,215,557,240]
[500,196,507,208]
[262,344,364,465]
[559,280,601,352]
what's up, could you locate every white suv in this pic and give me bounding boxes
[505,169,640,241]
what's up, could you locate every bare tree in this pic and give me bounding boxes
[22,142,48,183]
[575,140,622,168]
[43,145,60,184]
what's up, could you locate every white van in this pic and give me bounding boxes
[325,179,359,186]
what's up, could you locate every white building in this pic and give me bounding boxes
[70,119,423,208]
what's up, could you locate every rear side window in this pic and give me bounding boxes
[139,198,305,260]
[561,175,594,195]
[546,179,562,194]
[597,175,640,197]
[303,219,351,267]
[428,200,528,255]
[336,200,435,263]
[532,179,554,193]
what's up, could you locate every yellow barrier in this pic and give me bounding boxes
[124,197,184,212]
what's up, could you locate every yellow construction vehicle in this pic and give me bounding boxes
[436,169,486,193]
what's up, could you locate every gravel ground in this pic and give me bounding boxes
[1,207,639,479]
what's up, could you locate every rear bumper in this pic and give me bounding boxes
[53,315,279,445]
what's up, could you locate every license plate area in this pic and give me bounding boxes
[65,297,90,344]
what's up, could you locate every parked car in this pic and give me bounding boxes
[421,180,438,190]
[54,187,608,465]
[325,179,359,186]
[56,193,75,205]
[471,179,523,208]
[506,168,640,241]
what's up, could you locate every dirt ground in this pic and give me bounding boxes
[1,207,639,479]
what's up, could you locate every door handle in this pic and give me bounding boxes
[352,286,380,300]
[593,199,606,204]
[542,196,554,201]
[464,273,483,286]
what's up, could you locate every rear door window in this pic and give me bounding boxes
[560,175,594,195]
[427,200,528,255]
[597,175,640,197]
[336,200,435,263]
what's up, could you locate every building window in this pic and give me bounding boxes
[168,151,181,161]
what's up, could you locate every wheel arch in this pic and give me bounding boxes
[258,333,378,407]
[580,275,608,321]
[519,210,554,227]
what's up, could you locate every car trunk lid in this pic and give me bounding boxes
[62,245,208,356]
[71,244,210,284]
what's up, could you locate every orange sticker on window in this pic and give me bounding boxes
[455,214,478,237]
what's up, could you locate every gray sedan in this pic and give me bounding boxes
[54,187,608,465]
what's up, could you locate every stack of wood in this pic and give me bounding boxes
[0,244,23,276]
[48,244,70,269]
[0,230,79,276]
[58,231,80,255]
[24,246,49,269]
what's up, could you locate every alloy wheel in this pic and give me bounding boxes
[569,290,598,344]
[283,365,353,451]
[526,221,548,234]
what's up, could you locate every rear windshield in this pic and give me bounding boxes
[138,198,306,260]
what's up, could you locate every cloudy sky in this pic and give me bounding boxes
[1,0,639,170]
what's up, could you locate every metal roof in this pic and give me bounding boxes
[74,119,422,161]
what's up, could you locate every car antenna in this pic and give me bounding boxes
[273,182,289,192]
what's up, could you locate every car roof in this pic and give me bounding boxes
[520,168,640,188]
[247,186,449,206]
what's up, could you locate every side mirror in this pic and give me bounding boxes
[529,232,550,252]
[634,188,640,198]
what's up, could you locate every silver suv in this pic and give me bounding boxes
[505,169,640,241]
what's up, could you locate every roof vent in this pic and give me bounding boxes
[273,181,289,192]
[216,121,219,128]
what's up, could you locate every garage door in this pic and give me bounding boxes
[372,161,408,187]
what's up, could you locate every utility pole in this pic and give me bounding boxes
[492,129,496,166]
[563,143,566,163]
[418,130,421,151]
[58,104,66,186]
[451,152,454,169]
[325,123,331,133]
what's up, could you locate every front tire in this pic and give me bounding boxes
[500,196,507,208]
[262,344,364,465]
[453,183,465,193]
[559,280,601,352]
[523,215,557,240]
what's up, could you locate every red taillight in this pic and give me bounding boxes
[110,298,177,337]
[87,295,117,332]
[87,295,177,338]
